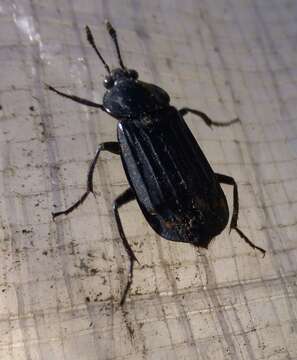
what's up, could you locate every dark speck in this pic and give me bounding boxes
[29,106,35,111]
[126,323,135,338]
[90,268,99,275]
[22,229,32,234]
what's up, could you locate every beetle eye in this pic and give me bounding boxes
[127,69,138,80]
[104,76,114,89]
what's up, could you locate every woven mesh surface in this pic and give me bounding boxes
[0,0,297,359]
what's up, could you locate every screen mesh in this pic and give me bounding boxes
[0,0,296,359]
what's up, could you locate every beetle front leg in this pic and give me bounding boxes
[53,142,121,218]
[179,107,239,128]
[112,188,139,305]
[46,84,108,112]
[216,173,266,257]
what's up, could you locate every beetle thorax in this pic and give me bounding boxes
[103,68,170,118]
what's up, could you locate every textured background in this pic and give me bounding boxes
[1,0,297,359]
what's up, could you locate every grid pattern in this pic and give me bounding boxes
[0,0,297,359]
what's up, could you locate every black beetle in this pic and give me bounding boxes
[48,22,265,305]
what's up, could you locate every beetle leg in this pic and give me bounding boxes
[179,107,239,128]
[52,142,121,219]
[112,188,139,305]
[45,84,108,112]
[216,173,266,257]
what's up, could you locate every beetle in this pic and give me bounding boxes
[48,21,265,305]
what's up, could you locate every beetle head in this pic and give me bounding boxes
[103,68,138,89]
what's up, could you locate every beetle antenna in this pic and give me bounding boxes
[105,21,125,70]
[85,26,111,74]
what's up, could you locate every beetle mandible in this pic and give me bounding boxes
[48,21,266,305]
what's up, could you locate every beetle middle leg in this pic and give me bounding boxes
[112,188,138,305]
[216,173,266,257]
[53,142,120,218]
[179,108,239,128]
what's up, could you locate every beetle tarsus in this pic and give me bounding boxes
[52,191,90,219]
[120,260,134,306]
[234,227,266,257]
[216,173,266,256]
[179,107,240,128]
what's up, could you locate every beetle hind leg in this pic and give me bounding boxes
[112,188,138,305]
[216,173,266,257]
